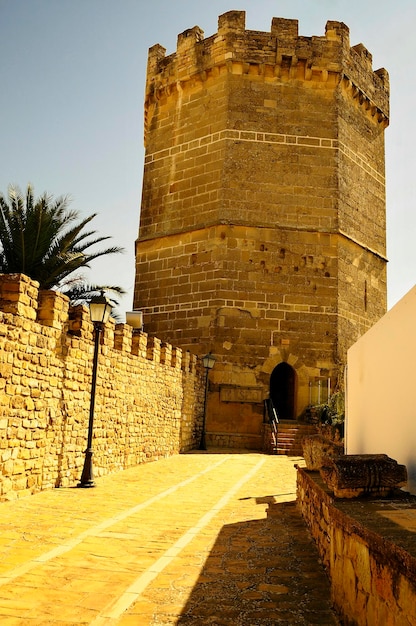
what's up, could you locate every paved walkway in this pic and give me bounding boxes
[0,452,338,625]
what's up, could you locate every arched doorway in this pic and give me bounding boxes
[270,362,296,420]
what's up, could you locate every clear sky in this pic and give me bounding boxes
[1,0,415,316]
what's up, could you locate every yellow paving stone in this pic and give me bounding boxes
[117,614,154,626]
[0,453,337,625]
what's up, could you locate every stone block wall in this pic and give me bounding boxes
[134,11,389,447]
[0,274,205,501]
[297,467,416,625]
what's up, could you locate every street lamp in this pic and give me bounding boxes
[78,291,112,488]
[199,352,216,451]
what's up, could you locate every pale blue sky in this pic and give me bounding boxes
[1,0,415,316]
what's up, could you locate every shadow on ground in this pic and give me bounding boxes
[176,500,339,626]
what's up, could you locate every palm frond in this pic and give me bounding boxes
[60,278,127,322]
[0,184,126,297]
[61,281,126,305]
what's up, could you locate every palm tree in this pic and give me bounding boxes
[0,184,126,305]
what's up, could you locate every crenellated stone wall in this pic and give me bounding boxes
[0,274,205,501]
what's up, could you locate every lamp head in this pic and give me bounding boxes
[89,291,112,324]
[202,352,216,370]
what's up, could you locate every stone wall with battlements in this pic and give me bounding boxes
[0,274,205,501]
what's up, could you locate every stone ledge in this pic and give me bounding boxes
[296,467,416,625]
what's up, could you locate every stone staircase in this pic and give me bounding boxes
[274,421,318,456]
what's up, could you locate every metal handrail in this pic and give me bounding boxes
[265,398,279,423]
[264,398,279,453]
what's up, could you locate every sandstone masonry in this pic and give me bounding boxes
[297,468,416,625]
[134,11,389,449]
[0,274,205,501]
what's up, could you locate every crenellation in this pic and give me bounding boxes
[101,320,115,348]
[160,340,172,366]
[218,10,246,36]
[0,273,39,321]
[131,329,148,358]
[144,12,388,133]
[271,16,299,42]
[171,346,182,369]
[146,335,161,363]
[114,323,133,352]
[147,43,167,76]
[177,26,204,50]
[68,304,93,339]
[37,289,69,329]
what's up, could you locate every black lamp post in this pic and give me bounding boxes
[78,292,112,488]
[199,352,216,451]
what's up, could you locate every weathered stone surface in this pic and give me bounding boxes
[134,11,389,448]
[0,274,205,501]
[297,466,416,626]
[302,434,344,470]
[320,454,407,498]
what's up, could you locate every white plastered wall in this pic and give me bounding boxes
[346,285,416,494]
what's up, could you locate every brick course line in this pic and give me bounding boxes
[92,457,266,624]
[144,128,385,184]
[0,456,229,588]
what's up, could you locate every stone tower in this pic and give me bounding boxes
[134,11,389,449]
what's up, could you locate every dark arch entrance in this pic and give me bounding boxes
[270,362,296,420]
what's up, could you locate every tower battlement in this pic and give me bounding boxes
[146,10,389,127]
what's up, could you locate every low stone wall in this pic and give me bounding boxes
[297,467,416,625]
[0,274,205,500]
[208,431,262,450]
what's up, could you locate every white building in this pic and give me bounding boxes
[346,286,416,494]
